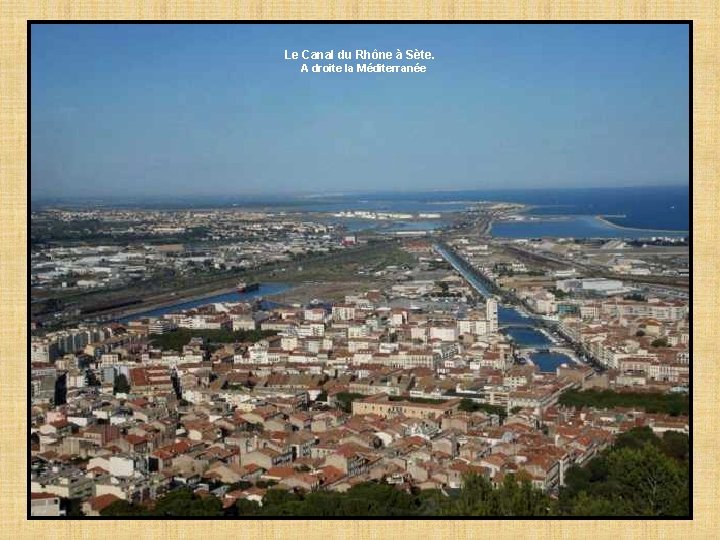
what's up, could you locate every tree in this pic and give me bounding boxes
[101,499,147,517]
[614,426,658,451]
[152,489,223,517]
[444,473,552,517]
[85,369,101,387]
[568,491,629,516]
[333,392,365,413]
[458,399,507,421]
[559,427,689,517]
[651,337,669,347]
[606,445,687,516]
[113,373,131,394]
[53,372,67,406]
[234,498,261,516]
[660,431,690,461]
[63,498,85,517]
[558,389,689,416]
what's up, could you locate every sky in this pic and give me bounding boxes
[30,23,690,200]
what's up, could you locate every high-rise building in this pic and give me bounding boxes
[486,298,498,333]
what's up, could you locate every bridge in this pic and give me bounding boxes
[516,346,576,354]
[500,322,542,329]
[515,346,583,367]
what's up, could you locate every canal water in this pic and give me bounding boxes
[500,309,573,373]
[436,244,576,373]
[118,282,293,323]
[503,327,551,347]
[498,320,573,373]
[498,305,531,325]
[433,244,494,297]
[529,351,575,372]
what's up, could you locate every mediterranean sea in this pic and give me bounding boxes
[490,215,687,239]
[43,185,689,237]
[291,185,688,231]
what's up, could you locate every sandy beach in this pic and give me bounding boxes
[595,215,689,234]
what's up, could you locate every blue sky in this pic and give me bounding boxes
[30,23,690,199]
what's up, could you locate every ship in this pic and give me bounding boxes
[237,281,260,293]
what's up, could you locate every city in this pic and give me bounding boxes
[27,22,691,519]
[30,203,690,517]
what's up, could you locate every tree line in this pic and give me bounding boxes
[149,328,277,352]
[558,389,689,416]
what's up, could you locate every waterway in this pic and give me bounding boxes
[502,324,573,373]
[498,305,532,325]
[436,244,575,373]
[433,244,494,297]
[501,312,555,351]
[118,282,293,323]
[503,327,551,347]
[529,351,575,372]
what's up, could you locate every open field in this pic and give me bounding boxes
[267,281,380,304]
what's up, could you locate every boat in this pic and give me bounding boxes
[237,281,260,293]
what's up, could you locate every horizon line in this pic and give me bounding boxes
[30,183,690,202]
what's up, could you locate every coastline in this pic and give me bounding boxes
[595,215,689,234]
[506,205,688,235]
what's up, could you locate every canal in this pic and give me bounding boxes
[435,244,575,373]
[433,243,494,298]
[500,310,574,373]
[118,282,293,323]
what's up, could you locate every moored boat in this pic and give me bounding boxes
[237,281,260,293]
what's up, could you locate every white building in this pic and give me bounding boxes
[556,278,625,296]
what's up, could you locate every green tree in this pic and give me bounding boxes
[333,392,365,413]
[458,399,507,421]
[559,428,689,517]
[234,498,261,516]
[558,389,688,416]
[614,426,658,451]
[152,489,223,517]
[660,431,690,462]
[100,499,147,517]
[85,369,101,387]
[606,445,687,516]
[568,491,629,516]
[113,373,131,394]
[63,498,85,517]
[444,473,552,517]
